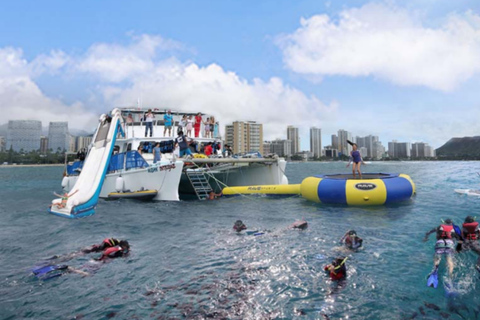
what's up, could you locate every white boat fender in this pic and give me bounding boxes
[61,176,69,189]
[115,176,125,192]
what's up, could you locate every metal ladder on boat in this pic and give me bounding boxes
[186,170,213,200]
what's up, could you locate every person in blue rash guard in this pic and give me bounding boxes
[423,219,461,278]
[346,143,365,179]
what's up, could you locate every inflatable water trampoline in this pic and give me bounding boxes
[300,173,415,205]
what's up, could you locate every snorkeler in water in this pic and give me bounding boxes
[424,219,461,280]
[340,230,363,250]
[324,257,348,281]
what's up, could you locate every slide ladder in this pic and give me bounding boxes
[186,171,213,200]
[48,108,124,218]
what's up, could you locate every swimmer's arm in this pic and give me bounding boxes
[423,228,436,241]
[53,192,62,198]
[67,266,90,277]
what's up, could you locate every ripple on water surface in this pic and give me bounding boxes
[2,162,480,319]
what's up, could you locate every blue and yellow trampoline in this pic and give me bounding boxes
[300,173,415,205]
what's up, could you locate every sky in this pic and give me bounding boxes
[1,0,479,150]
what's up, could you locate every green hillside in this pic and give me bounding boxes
[436,136,480,159]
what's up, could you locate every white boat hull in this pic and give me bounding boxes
[63,160,184,201]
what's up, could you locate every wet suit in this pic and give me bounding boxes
[82,238,121,253]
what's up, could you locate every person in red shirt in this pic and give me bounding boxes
[204,142,213,156]
[324,257,347,281]
[194,113,202,138]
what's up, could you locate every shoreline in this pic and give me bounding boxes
[0,164,64,168]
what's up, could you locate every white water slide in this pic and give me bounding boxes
[49,109,124,218]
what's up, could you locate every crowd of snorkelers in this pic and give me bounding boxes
[423,215,480,287]
[233,219,363,282]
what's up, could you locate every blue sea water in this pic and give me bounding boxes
[1,161,480,319]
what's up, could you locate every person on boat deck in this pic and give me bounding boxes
[423,219,461,277]
[346,143,365,179]
[137,145,143,155]
[233,220,247,232]
[52,190,79,209]
[324,257,347,281]
[194,113,202,138]
[144,109,154,137]
[186,115,194,137]
[340,230,363,250]
[461,216,480,272]
[178,115,187,135]
[153,143,162,164]
[203,117,211,138]
[223,144,233,157]
[204,142,213,156]
[164,110,173,137]
[175,130,192,157]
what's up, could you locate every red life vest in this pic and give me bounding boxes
[324,265,346,281]
[463,222,479,240]
[103,238,119,247]
[99,246,125,261]
[439,225,454,239]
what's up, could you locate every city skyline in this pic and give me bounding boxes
[0,1,479,150]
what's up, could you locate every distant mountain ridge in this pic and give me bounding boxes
[436,136,480,158]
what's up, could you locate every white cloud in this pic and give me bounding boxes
[0,48,98,131]
[101,59,338,140]
[76,34,184,82]
[277,3,480,91]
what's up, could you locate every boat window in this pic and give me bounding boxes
[126,143,132,151]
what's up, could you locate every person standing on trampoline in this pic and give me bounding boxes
[346,142,365,179]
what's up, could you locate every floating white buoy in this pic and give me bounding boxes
[115,176,124,192]
[61,176,69,189]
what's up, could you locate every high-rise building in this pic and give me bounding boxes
[0,136,5,152]
[388,141,411,158]
[271,139,291,157]
[40,136,49,154]
[412,142,435,158]
[225,121,263,154]
[372,141,385,159]
[287,126,300,155]
[388,140,397,158]
[359,147,368,158]
[310,127,322,158]
[48,122,69,153]
[337,129,352,156]
[356,135,379,158]
[331,135,338,150]
[6,120,42,152]
[76,135,93,152]
[262,141,273,155]
[324,146,338,158]
[69,136,76,152]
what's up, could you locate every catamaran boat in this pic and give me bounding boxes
[50,107,288,218]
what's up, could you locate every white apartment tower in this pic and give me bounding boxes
[310,127,322,158]
[287,126,300,155]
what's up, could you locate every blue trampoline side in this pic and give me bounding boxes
[317,179,347,204]
[383,176,414,204]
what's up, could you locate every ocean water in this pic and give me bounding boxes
[1,161,480,319]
